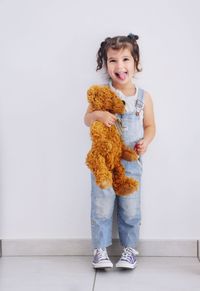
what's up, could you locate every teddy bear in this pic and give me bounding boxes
[86,85,139,196]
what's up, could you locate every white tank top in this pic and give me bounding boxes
[109,81,144,119]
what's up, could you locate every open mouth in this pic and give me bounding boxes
[115,72,127,81]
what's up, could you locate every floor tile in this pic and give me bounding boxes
[0,256,94,291]
[94,257,200,291]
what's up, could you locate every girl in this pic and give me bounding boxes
[84,34,156,269]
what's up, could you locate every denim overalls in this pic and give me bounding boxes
[91,87,144,249]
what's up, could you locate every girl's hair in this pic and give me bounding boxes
[96,33,142,72]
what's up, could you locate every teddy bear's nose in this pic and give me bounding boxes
[122,100,126,105]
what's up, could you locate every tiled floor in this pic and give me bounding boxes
[0,256,199,291]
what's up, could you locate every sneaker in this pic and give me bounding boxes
[116,247,138,269]
[92,248,113,269]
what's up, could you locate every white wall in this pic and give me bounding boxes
[0,0,199,240]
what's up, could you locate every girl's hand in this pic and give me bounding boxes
[134,139,149,155]
[97,111,117,127]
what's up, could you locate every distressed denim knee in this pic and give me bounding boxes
[92,194,114,219]
[117,188,141,248]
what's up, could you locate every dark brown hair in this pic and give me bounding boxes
[96,33,142,72]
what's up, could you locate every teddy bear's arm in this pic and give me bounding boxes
[121,142,139,161]
[112,160,139,196]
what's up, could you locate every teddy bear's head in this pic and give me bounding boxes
[87,85,125,114]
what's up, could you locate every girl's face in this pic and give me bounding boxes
[106,47,135,88]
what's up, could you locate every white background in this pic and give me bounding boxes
[0,0,199,240]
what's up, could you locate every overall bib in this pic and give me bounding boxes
[91,88,144,249]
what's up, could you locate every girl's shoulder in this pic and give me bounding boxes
[138,88,153,104]
[142,90,154,111]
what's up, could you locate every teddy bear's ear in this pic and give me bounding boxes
[87,85,111,110]
[87,85,101,103]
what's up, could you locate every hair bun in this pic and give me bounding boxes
[127,33,139,41]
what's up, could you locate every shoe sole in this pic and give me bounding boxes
[116,261,137,269]
[92,262,113,269]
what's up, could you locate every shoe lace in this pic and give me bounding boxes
[121,247,138,261]
[95,248,109,261]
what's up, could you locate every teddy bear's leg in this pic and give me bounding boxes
[121,142,139,161]
[86,152,113,189]
[112,160,139,196]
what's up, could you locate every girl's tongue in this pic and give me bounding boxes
[117,72,127,80]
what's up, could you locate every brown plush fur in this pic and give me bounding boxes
[86,85,139,196]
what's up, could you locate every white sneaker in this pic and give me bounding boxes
[116,247,139,269]
[92,248,113,269]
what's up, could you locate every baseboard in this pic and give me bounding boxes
[0,240,2,257]
[2,239,92,257]
[1,239,198,257]
[138,239,197,257]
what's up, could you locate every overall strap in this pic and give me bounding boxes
[135,88,145,116]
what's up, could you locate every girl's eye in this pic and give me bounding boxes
[109,60,116,63]
[123,58,129,61]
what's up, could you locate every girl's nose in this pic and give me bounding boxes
[116,61,124,70]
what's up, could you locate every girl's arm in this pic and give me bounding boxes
[84,105,117,127]
[135,92,156,155]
